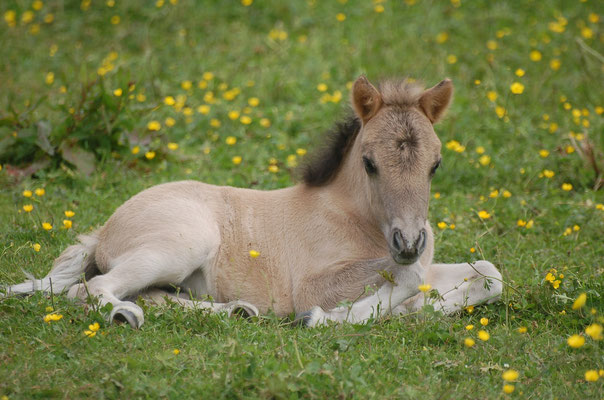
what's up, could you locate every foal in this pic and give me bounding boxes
[7,76,502,328]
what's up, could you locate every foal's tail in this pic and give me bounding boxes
[5,231,100,296]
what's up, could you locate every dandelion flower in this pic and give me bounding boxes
[43,313,63,323]
[465,324,474,330]
[550,59,561,71]
[466,305,474,313]
[42,222,52,231]
[131,146,140,155]
[181,80,192,90]
[113,88,122,97]
[168,143,178,151]
[464,337,475,347]
[64,210,75,217]
[572,293,586,310]
[539,149,549,158]
[317,83,328,92]
[45,72,54,85]
[502,190,512,198]
[510,82,524,94]
[249,250,260,258]
[165,117,176,127]
[418,284,431,292]
[478,210,491,219]
[23,204,34,212]
[374,4,385,13]
[502,370,519,382]
[232,156,242,165]
[561,183,572,191]
[173,349,180,355]
[147,121,161,131]
[567,334,585,348]
[145,151,156,160]
[503,384,515,394]
[478,330,490,341]
[210,118,221,128]
[437,221,447,230]
[480,318,489,326]
[543,169,555,178]
[585,323,602,340]
[33,243,41,252]
[63,220,72,229]
[515,68,525,77]
[35,188,45,196]
[225,136,237,145]
[517,326,527,333]
[479,155,491,166]
[23,190,33,198]
[259,118,271,128]
[446,54,457,64]
[164,96,175,106]
[585,370,599,382]
[529,50,542,62]
[240,115,252,125]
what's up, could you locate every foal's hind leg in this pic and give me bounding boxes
[393,261,503,315]
[68,248,209,328]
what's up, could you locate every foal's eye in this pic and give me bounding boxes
[430,159,441,176]
[363,156,377,175]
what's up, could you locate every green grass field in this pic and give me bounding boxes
[1,0,603,398]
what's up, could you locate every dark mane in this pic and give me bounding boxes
[300,115,361,187]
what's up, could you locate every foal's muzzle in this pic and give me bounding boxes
[390,228,427,265]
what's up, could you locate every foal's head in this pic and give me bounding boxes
[353,76,452,264]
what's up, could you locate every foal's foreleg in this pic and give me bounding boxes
[140,289,260,318]
[298,261,425,327]
[392,261,503,315]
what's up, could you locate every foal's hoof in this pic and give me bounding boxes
[294,306,324,328]
[224,301,259,319]
[110,305,144,329]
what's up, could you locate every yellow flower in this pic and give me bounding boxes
[45,71,54,85]
[486,40,497,50]
[232,156,242,165]
[572,293,586,310]
[228,110,240,120]
[489,190,499,198]
[23,190,33,198]
[486,91,497,102]
[552,280,560,289]
[529,50,542,62]
[466,305,474,313]
[336,13,346,21]
[446,54,457,64]
[449,224,455,230]
[477,330,490,341]
[35,188,45,196]
[539,149,549,158]
[565,145,574,154]
[249,250,260,258]
[464,338,475,347]
[145,151,156,160]
[495,106,505,119]
[550,59,561,71]
[147,121,161,131]
[437,221,447,230]
[63,220,72,229]
[43,313,63,323]
[259,118,271,128]
[374,4,384,13]
[240,115,252,125]
[475,146,485,154]
[33,243,41,252]
[433,192,441,199]
[418,284,431,293]
[131,146,140,155]
[164,96,175,106]
[479,155,491,166]
[543,169,555,178]
[561,183,572,191]
[165,117,176,127]
[63,210,75,218]
[225,136,237,145]
[113,88,122,97]
[89,322,100,332]
[510,82,524,94]
[478,210,491,219]
[480,317,489,326]
[585,370,599,382]
[268,165,279,173]
[502,384,515,394]
[210,118,221,128]
[136,93,146,102]
[168,142,179,151]
[515,68,525,77]
[110,15,120,25]
[502,369,519,382]
[465,324,474,330]
[502,190,511,198]
[84,330,96,338]
[585,323,603,340]
[42,222,52,231]
[317,83,328,92]
[517,326,527,333]
[23,204,34,212]
[181,80,192,90]
[173,349,181,355]
[567,334,585,348]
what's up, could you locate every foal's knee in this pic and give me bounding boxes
[470,260,503,300]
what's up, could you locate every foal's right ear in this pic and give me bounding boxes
[419,79,453,124]
[352,75,383,124]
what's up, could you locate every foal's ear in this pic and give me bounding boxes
[419,79,453,124]
[351,75,383,123]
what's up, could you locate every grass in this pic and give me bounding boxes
[1,0,603,398]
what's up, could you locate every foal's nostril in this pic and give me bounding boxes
[392,229,404,252]
[416,228,427,254]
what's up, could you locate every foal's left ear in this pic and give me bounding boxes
[419,79,453,124]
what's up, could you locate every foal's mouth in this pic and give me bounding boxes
[391,252,421,265]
